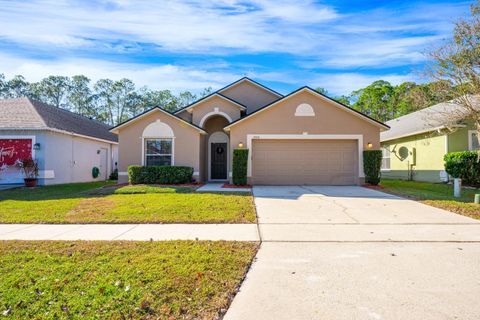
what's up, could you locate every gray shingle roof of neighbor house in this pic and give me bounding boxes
[381,96,479,142]
[0,97,118,143]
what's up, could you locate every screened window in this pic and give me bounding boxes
[145,138,173,166]
[381,146,391,170]
[469,131,480,150]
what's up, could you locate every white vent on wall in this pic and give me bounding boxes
[295,103,315,117]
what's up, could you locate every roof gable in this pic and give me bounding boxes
[174,93,246,115]
[110,106,207,134]
[224,87,389,131]
[218,77,283,98]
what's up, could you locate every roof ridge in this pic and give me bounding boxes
[28,98,112,128]
[173,92,247,114]
[217,77,283,97]
[24,97,49,128]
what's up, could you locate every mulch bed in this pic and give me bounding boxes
[362,184,385,190]
[222,183,252,189]
[99,183,205,190]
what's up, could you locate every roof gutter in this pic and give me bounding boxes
[0,127,119,145]
[381,124,466,142]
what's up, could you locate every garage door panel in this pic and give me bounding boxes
[252,139,358,185]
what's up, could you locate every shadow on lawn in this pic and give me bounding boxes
[0,182,250,202]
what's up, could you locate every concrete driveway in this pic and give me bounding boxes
[224,186,480,320]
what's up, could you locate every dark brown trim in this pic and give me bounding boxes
[110,106,207,134]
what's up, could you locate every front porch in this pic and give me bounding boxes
[202,115,231,182]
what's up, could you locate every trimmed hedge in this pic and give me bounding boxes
[128,166,194,184]
[444,151,480,186]
[232,149,249,185]
[109,169,118,181]
[363,150,383,185]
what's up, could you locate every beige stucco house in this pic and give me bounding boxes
[111,78,389,185]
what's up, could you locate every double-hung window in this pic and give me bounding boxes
[469,130,480,150]
[145,138,173,166]
[381,146,391,170]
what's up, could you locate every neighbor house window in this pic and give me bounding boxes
[381,146,390,170]
[145,138,173,166]
[469,131,480,150]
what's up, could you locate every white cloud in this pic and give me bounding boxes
[0,0,464,68]
[0,0,339,54]
[0,53,239,92]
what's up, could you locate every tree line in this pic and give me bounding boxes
[0,72,459,126]
[0,74,212,125]
[316,80,458,123]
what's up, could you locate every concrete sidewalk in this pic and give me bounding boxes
[196,183,251,192]
[0,223,259,241]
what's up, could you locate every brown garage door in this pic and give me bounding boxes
[252,139,358,185]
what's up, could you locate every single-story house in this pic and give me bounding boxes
[0,98,118,185]
[111,77,389,185]
[381,98,479,183]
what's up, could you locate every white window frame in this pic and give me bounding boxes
[468,130,480,151]
[381,146,391,171]
[142,137,175,166]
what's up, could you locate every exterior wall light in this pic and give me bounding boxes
[367,142,373,149]
[33,143,41,150]
[238,142,244,148]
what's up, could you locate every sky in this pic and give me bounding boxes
[0,0,472,96]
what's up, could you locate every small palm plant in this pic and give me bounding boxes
[15,158,39,187]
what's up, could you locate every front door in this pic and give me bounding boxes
[211,143,227,180]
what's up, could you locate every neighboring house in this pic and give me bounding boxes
[0,98,118,185]
[111,78,388,185]
[381,98,480,183]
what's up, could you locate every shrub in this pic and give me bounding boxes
[444,151,480,186]
[109,169,118,181]
[128,166,193,184]
[363,150,382,185]
[232,149,249,185]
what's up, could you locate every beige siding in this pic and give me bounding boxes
[229,90,380,182]
[221,81,279,113]
[176,110,192,122]
[116,109,202,182]
[191,96,242,126]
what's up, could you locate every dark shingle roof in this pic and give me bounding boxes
[0,97,118,142]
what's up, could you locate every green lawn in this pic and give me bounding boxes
[380,179,480,219]
[0,183,256,224]
[0,240,258,319]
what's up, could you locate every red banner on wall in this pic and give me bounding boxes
[0,139,32,166]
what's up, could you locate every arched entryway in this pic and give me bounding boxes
[202,115,230,181]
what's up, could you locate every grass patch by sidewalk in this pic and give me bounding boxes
[380,179,480,219]
[0,183,256,224]
[0,240,258,319]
